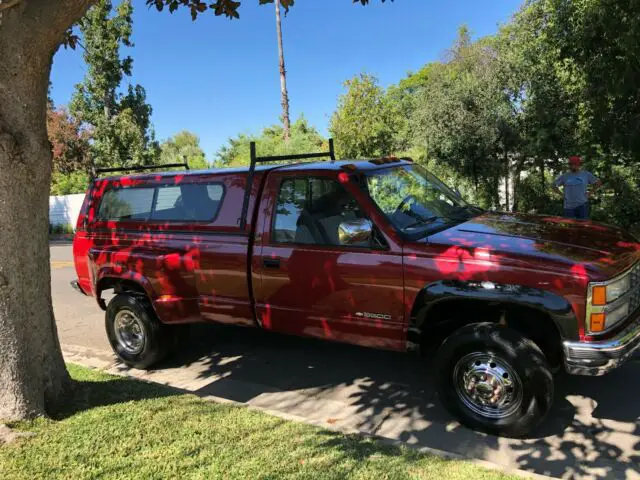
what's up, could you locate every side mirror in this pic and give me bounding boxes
[338,218,373,246]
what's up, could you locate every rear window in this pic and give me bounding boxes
[96,182,224,223]
[97,187,154,221]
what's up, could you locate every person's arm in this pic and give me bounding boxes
[553,174,565,196]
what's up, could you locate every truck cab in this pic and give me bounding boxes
[72,145,640,437]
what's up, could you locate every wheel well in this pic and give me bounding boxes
[96,277,148,310]
[419,299,563,369]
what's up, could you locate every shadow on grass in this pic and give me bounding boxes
[11,366,509,480]
[49,371,181,421]
[144,323,640,480]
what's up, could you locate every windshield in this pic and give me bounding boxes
[366,164,478,236]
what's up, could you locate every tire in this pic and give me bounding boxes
[105,294,170,369]
[435,322,553,437]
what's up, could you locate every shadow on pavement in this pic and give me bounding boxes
[152,323,640,479]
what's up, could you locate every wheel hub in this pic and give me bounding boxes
[453,352,523,419]
[114,309,145,355]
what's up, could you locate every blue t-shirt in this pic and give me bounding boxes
[554,171,598,209]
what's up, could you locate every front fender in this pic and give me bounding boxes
[409,280,579,341]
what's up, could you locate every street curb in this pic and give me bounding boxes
[62,343,557,480]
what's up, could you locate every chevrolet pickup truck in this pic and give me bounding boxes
[72,144,640,437]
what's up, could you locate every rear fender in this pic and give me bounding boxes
[95,268,156,308]
[95,268,201,325]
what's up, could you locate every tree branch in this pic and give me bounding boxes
[3,0,96,52]
[0,0,22,13]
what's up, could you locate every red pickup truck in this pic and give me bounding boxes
[72,145,640,437]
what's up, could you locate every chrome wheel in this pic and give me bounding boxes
[114,309,145,355]
[453,352,523,419]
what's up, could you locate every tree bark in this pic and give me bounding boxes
[0,0,94,421]
[274,0,291,142]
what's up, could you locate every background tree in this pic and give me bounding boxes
[160,131,209,170]
[274,0,291,142]
[329,73,398,158]
[217,115,326,166]
[70,0,158,170]
[0,0,385,423]
[502,0,640,226]
[47,103,92,194]
[326,6,640,226]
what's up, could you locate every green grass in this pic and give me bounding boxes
[0,364,516,480]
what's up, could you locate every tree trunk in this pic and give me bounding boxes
[274,0,291,142]
[0,0,94,421]
[512,156,525,212]
[504,151,510,212]
[493,174,500,210]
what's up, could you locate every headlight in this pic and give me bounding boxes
[606,302,630,330]
[588,267,635,333]
[606,276,631,303]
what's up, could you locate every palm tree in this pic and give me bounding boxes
[274,0,291,142]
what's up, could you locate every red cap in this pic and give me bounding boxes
[569,155,582,165]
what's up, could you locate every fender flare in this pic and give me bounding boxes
[95,268,156,309]
[409,280,579,342]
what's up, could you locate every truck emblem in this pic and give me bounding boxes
[355,312,392,321]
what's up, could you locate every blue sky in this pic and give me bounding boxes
[50,0,522,160]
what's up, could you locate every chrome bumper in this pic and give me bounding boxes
[564,315,640,376]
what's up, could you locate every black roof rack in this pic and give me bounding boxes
[238,139,336,231]
[93,162,190,177]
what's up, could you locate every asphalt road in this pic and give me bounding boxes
[51,243,640,480]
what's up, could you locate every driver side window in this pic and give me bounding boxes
[273,177,369,247]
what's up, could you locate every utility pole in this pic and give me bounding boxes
[275,0,291,142]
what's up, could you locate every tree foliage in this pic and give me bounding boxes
[217,116,326,167]
[46,103,91,194]
[160,131,209,170]
[328,5,640,228]
[47,103,91,175]
[145,0,389,20]
[70,0,158,169]
[329,74,399,159]
[412,28,521,208]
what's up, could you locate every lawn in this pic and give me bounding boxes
[0,364,516,480]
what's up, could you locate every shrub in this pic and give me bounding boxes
[514,172,563,217]
[49,224,74,235]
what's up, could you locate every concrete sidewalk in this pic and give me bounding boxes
[52,244,640,480]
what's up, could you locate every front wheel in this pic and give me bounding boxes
[435,323,553,437]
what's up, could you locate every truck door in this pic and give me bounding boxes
[254,171,406,350]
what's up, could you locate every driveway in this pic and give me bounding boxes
[51,244,640,480]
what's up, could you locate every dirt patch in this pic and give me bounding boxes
[0,424,36,444]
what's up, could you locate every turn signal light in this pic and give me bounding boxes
[590,313,606,332]
[592,286,607,306]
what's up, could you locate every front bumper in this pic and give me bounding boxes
[564,315,640,376]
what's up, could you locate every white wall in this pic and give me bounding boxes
[49,193,85,227]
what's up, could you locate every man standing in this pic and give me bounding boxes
[553,156,602,219]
